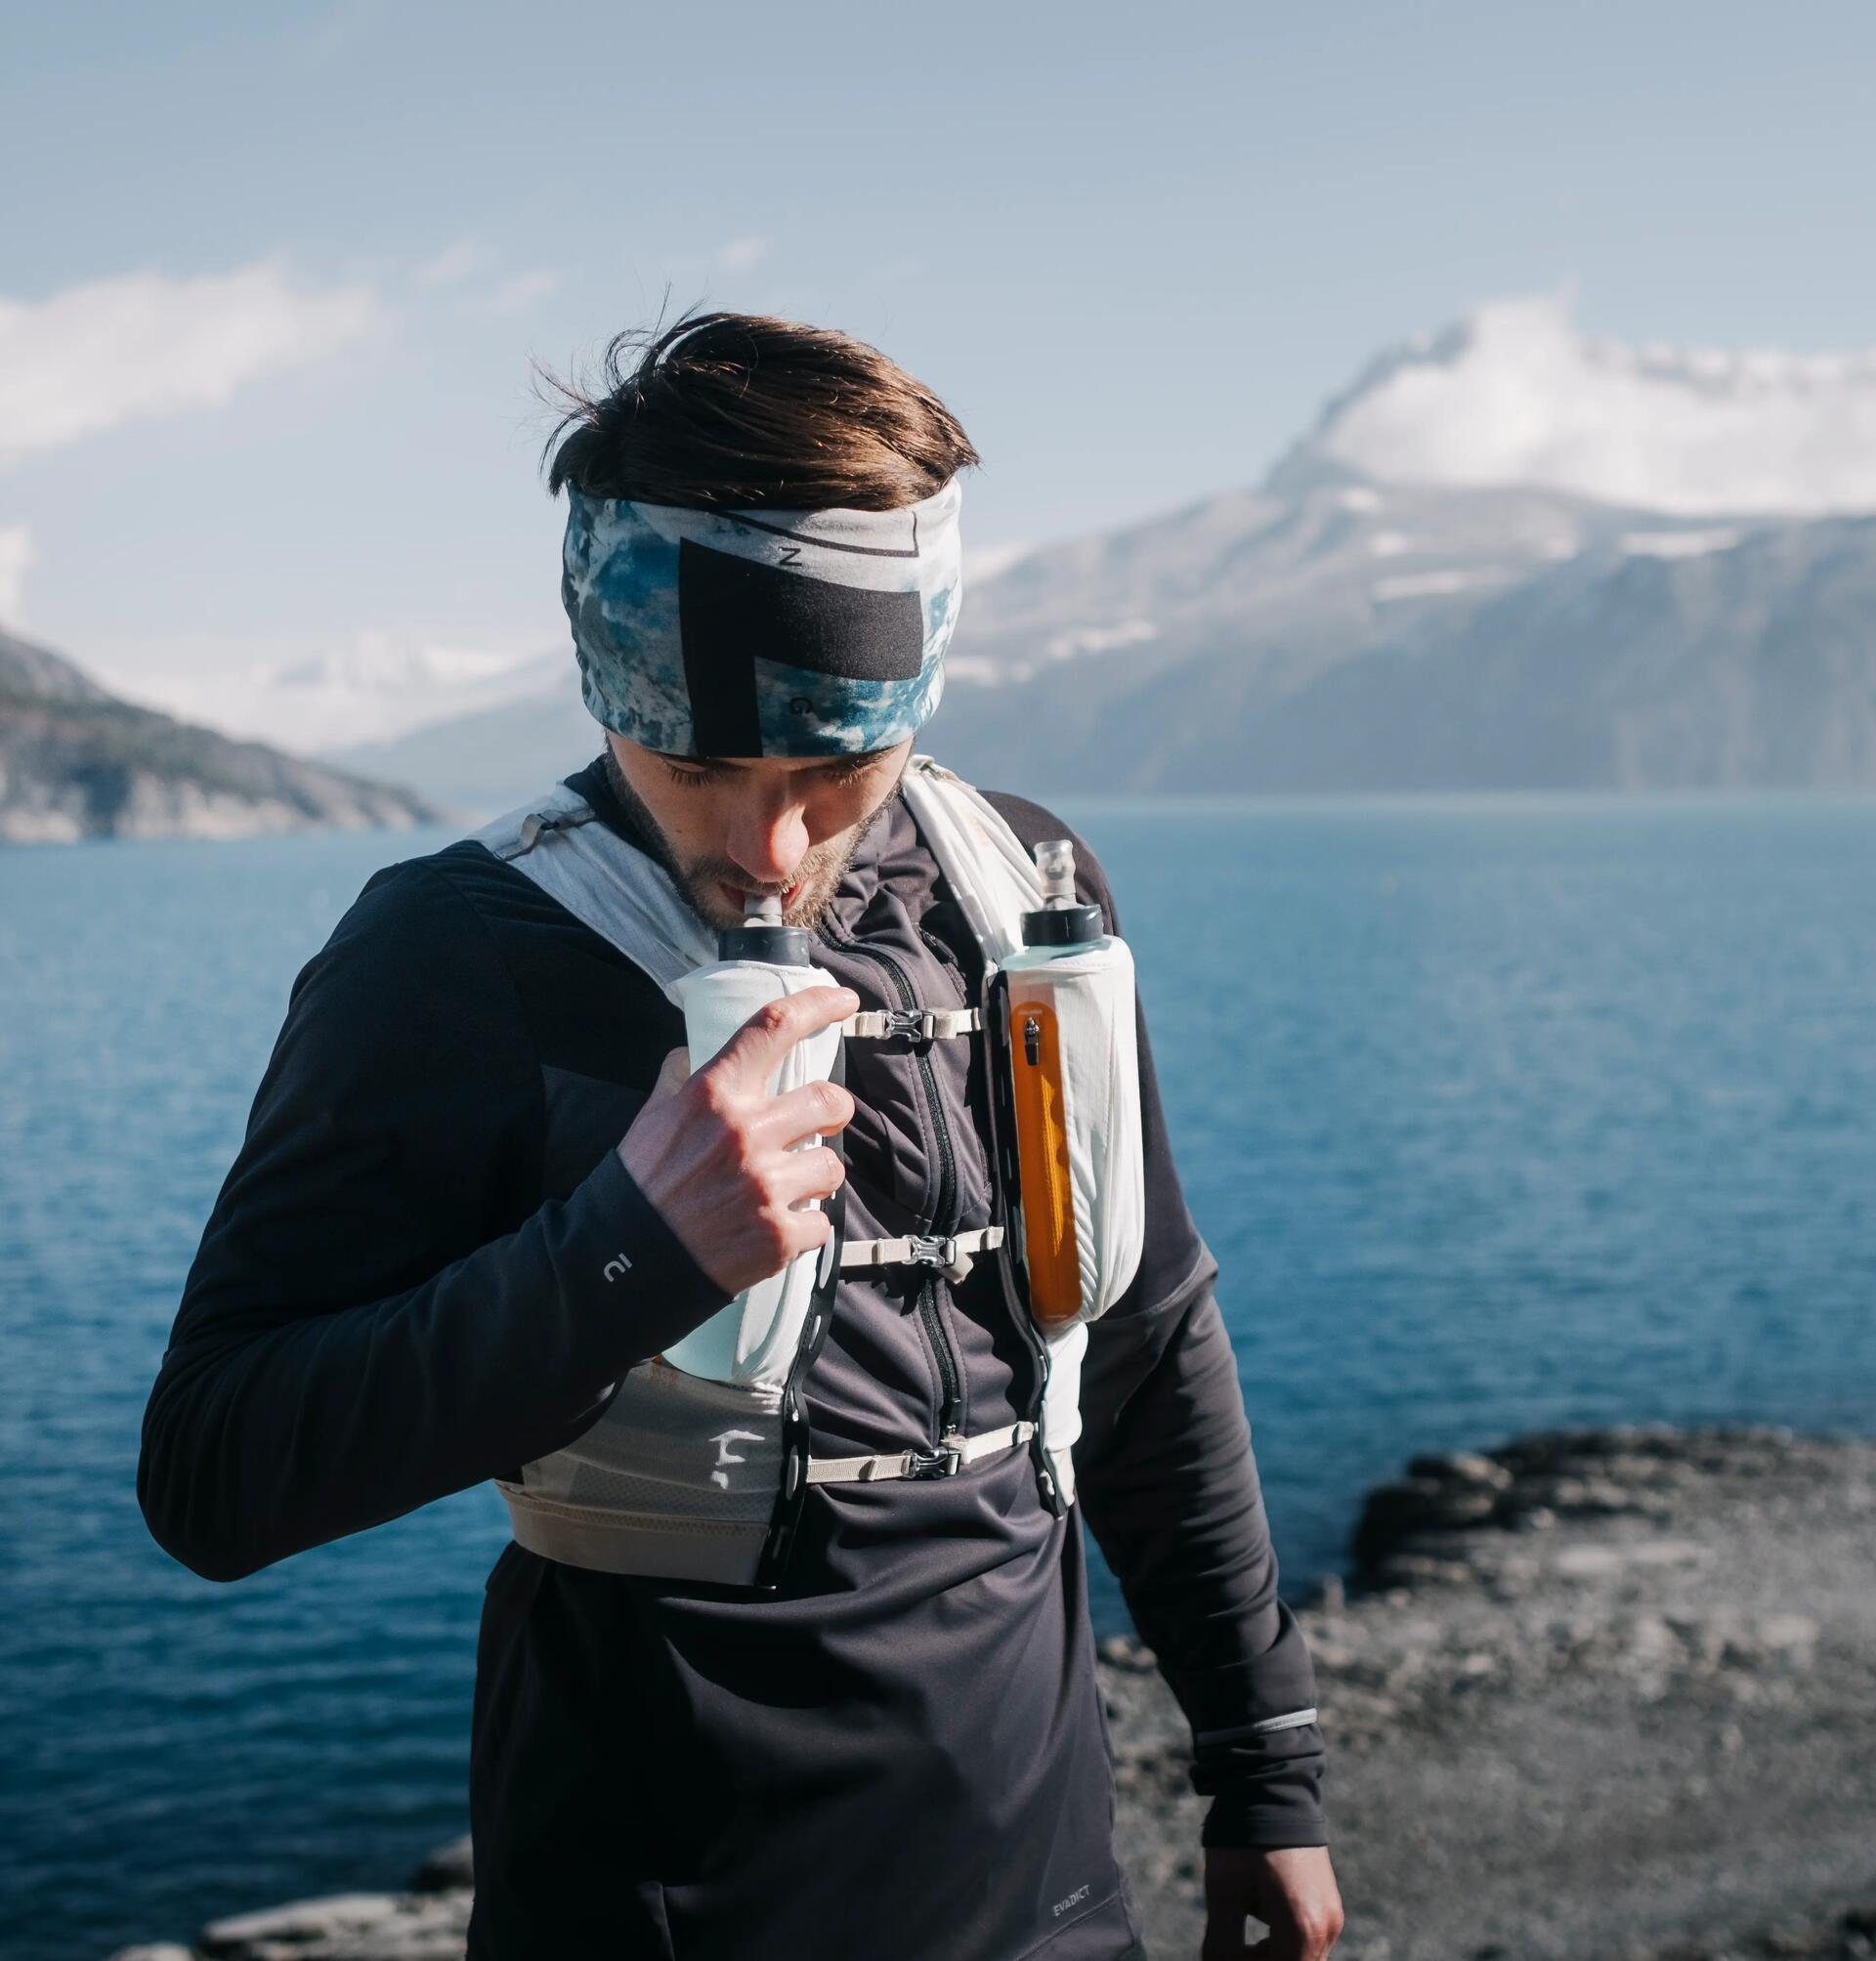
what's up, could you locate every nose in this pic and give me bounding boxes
[723,791,811,888]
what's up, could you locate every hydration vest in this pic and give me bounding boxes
[469,754,1145,1589]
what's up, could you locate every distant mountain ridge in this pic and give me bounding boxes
[316,297,1876,805]
[921,488,1876,793]
[327,479,1876,805]
[0,629,441,842]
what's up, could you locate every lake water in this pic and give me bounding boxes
[3,795,1874,1958]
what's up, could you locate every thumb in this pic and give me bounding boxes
[648,1044,692,1103]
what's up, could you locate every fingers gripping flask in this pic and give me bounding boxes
[661,895,845,1386]
[995,840,1146,1329]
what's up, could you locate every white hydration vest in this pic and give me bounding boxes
[470,755,1145,1588]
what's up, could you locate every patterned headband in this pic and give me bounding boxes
[561,474,963,758]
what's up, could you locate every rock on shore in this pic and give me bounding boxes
[108,1425,1876,1961]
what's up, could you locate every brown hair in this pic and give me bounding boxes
[540,306,980,512]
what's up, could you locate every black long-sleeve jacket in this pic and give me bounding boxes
[139,753,1327,1960]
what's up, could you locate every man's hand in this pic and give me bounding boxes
[1202,1846,1343,1959]
[617,985,860,1296]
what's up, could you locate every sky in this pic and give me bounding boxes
[3,0,1875,725]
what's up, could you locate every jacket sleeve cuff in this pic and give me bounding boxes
[539,1144,736,1410]
[1178,1597,1331,1850]
[1199,1759,1331,1851]
[1192,1715,1330,1849]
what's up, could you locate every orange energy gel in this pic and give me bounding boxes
[1008,999,1082,1325]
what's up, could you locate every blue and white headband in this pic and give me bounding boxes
[561,473,963,758]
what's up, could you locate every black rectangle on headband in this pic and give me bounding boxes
[679,539,924,756]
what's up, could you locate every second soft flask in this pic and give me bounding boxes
[661,894,845,1385]
[998,839,1146,1328]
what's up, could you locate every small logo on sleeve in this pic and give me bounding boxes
[602,1252,632,1283]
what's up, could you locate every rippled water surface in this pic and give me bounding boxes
[3,795,1873,1957]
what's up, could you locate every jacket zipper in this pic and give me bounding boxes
[914,1275,960,1438]
[828,932,966,1439]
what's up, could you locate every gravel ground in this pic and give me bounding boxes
[1109,1424,1876,1961]
[108,1425,1876,1961]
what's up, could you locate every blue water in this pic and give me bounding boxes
[3,797,1874,1958]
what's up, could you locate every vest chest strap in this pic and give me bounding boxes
[841,1005,981,1042]
[805,1420,1037,1486]
[839,1224,1005,1284]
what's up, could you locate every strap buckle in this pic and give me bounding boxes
[905,1233,960,1272]
[842,1006,980,1043]
[904,1435,965,1478]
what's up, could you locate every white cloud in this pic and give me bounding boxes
[965,539,1033,584]
[0,260,380,470]
[128,630,563,752]
[1043,618,1157,661]
[715,236,771,275]
[478,268,562,316]
[413,236,498,289]
[1306,294,1876,517]
[412,241,559,316]
[0,524,31,624]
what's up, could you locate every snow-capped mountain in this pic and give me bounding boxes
[324,297,1876,805]
[933,497,1876,792]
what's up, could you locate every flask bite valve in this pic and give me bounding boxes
[716,887,811,965]
[1035,840,1078,908]
[1020,839,1104,948]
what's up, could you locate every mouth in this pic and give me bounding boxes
[720,877,805,913]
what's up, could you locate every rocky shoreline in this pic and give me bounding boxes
[0,628,440,843]
[108,1425,1876,1961]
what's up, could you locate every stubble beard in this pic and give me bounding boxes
[601,743,902,935]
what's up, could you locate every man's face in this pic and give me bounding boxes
[605,732,914,932]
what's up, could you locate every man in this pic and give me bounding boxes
[139,312,1343,1960]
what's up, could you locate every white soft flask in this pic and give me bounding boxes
[661,894,844,1386]
[995,838,1145,1330]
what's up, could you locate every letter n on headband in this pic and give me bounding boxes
[677,541,923,757]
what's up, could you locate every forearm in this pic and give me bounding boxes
[139,1146,729,1582]
[1077,1277,1328,1848]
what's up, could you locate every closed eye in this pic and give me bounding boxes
[661,761,717,789]
[661,754,879,790]
[822,754,881,785]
